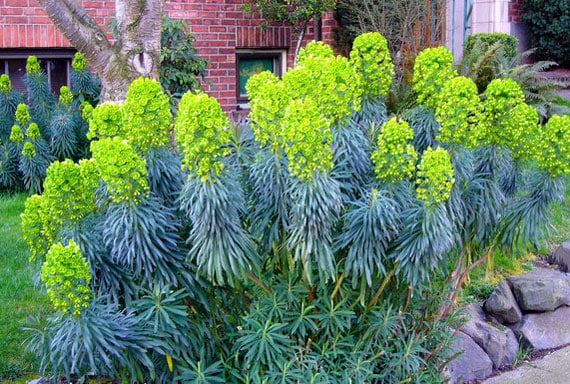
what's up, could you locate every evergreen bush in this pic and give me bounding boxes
[160,16,208,113]
[22,34,570,383]
[521,0,570,65]
[464,32,518,61]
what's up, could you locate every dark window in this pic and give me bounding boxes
[6,59,27,93]
[41,58,70,95]
[0,49,74,95]
[236,50,285,105]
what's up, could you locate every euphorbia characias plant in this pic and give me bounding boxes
[20,34,570,384]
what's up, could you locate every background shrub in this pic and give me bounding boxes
[160,16,208,113]
[522,0,570,65]
[464,32,518,61]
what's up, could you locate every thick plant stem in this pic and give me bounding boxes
[245,270,271,294]
[367,263,398,309]
[437,246,493,321]
[330,273,345,302]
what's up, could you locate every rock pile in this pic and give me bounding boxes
[447,268,570,383]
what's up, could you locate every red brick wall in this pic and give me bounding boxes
[509,0,524,23]
[0,0,338,112]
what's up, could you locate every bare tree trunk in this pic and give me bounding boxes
[36,0,164,103]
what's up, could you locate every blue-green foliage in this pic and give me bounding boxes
[23,35,568,383]
[0,55,100,193]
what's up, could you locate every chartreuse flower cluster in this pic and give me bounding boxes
[175,91,231,181]
[415,147,455,205]
[123,78,172,153]
[59,86,73,106]
[505,103,539,161]
[10,125,24,143]
[536,115,570,178]
[22,141,36,158]
[413,46,457,109]
[40,241,91,316]
[26,56,41,74]
[246,70,289,152]
[86,102,124,139]
[72,52,87,72]
[15,103,31,125]
[371,117,417,183]
[284,45,361,122]
[42,159,98,223]
[479,78,526,146]
[281,98,333,181]
[0,74,11,93]
[91,138,149,203]
[80,101,94,121]
[21,159,98,262]
[26,123,41,140]
[21,194,50,260]
[349,32,394,99]
[435,76,482,148]
[296,40,335,64]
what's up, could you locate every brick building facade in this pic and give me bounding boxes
[0,0,338,114]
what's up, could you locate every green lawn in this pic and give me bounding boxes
[0,193,51,383]
[548,177,570,247]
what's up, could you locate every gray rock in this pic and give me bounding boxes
[26,378,51,384]
[447,331,493,384]
[512,305,570,350]
[484,279,523,324]
[461,304,519,369]
[507,269,570,312]
[551,240,570,272]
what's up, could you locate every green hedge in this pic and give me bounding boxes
[463,32,518,60]
[522,0,570,65]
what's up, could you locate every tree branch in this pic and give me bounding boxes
[36,0,112,54]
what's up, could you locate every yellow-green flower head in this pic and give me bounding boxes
[42,159,98,224]
[246,70,290,151]
[21,194,50,262]
[59,86,73,106]
[480,78,526,146]
[10,125,24,143]
[484,78,525,115]
[504,103,539,161]
[284,53,361,122]
[175,91,231,181]
[371,117,418,183]
[0,74,11,93]
[537,115,570,178]
[26,122,41,140]
[349,32,394,98]
[22,141,36,158]
[412,46,457,109]
[281,98,333,181]
[72,52,87,72]
[435,76,482,148]
[15,103,31,125]
[87,102,125,140]
[90,137,149,203]
[21,159,100,263]
[296,40,335,65]
[123,77,172,152]
[40,240,91,316]
[26,56,41,74]
[80,102,94,122]
[415,146,455,205]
